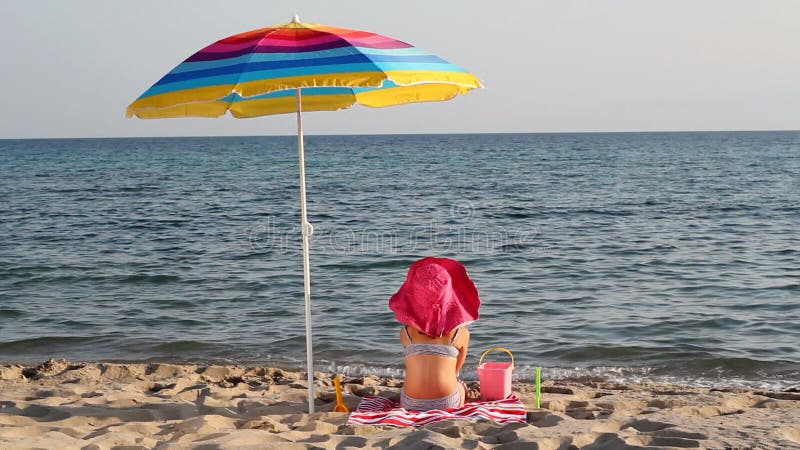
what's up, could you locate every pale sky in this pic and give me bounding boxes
[1,0,798,139]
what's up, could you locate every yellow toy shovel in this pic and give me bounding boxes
[333,375,349,413]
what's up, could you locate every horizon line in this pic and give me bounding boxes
[1,128,799,141]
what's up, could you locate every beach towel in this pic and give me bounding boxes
[346,395,527,427]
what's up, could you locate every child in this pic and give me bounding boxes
[389,257,481,410]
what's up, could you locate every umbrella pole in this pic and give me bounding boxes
[296,87,315,414]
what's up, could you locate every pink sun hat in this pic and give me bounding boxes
[389,257,481,337]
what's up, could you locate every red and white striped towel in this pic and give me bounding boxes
[346,395,527,427]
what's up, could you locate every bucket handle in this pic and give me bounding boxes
[478,347,514,366]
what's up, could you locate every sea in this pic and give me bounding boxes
[1,132,798,390]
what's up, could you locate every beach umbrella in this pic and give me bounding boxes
[127,16,483,413]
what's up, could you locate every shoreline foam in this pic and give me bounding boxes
[1,359,798,449]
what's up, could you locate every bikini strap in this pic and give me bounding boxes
[449,327,461,345]
[403,325,413,343]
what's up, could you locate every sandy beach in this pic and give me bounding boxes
[0,360,797,449]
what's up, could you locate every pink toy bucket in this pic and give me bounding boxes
[477,347,514,401]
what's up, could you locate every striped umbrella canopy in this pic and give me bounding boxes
[126,16,482,118]
[127,16,482,413]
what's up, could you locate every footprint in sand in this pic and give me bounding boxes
[625,434,706,448]
[620,419,675,433]
[777,425,800,444]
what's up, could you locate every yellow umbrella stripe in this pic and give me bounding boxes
[127,70,480,118]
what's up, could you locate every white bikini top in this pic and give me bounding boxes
[402,326,460,358]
